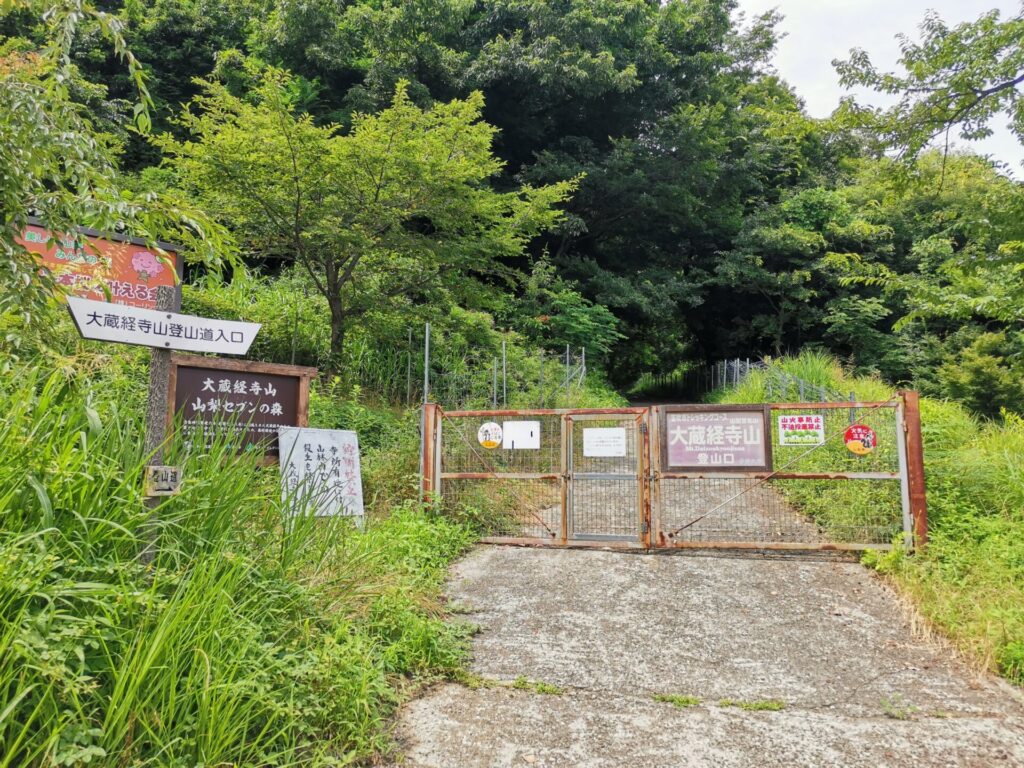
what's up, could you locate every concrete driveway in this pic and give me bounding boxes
[391,546,1024,767]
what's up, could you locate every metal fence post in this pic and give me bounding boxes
[502,339,507,406]
[565,344,571,391]
[492,358,498,407]
[849,391,856,425]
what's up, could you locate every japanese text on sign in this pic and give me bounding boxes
[666,410,769,469]
[778,414,825,446]
[171,359,313,459]
[67,296,259,355]
[19,223,178,310]
[278,428,364,518]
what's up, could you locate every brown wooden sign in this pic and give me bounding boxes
[168,354,316,461]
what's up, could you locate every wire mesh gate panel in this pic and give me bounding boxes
[424,395,926,552]
[651,400,918,551]
[430,407,649,546]
[567,413,646,542]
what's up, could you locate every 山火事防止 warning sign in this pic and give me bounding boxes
[778,414,825,446]
[278,427,364,519]
[664,407,771,471]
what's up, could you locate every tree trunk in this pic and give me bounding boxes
[327,290,346,375]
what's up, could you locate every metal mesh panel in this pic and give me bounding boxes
[659,478,823,544]
[441,478,561,540]
[569,417,641,540]
[441,414,562,475]
[769,404,900,475]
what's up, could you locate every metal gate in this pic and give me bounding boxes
[424,394,927,552]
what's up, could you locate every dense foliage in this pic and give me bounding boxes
[5,0,1023,396]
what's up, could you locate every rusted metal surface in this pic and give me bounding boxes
[900,390,928,546]
[659,471,900,480]
[430,397,922,553]
[422,402,440,499]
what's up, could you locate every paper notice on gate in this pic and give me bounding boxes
[502,420,541,450]
[583,427,627,457]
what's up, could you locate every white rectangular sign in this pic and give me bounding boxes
[66,295,260,355]
[778,414,825,446]
[278,427,364,518]
[502,420,540,450]
[583,427,627,457]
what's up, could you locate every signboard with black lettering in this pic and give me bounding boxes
[168,355,316,461]
[67,296,260,355]
[662,405,772,472]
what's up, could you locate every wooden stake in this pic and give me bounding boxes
[140,285,180,565]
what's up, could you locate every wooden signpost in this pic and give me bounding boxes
[67,295,261,355]
[64,282,316,563]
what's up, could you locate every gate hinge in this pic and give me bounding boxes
[640,422,649,435]
[641,520,649,534]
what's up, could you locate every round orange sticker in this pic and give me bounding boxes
[844,424,877,455]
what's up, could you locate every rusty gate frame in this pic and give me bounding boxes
[422,392,927,552]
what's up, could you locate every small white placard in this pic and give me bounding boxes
[278,427,364,518]
[583,427,627,457]
[778,414,825,446]
[502,420,541,450]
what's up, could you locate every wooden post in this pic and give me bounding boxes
[900,390,928,547]
[140,285,179,565]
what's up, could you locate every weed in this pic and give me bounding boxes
[511,676,564,695]
[881,694,919,720]
[653,694,701,708]
[717,698,786,711]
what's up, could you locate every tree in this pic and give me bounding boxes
[165,71,576,370]
[0,0,231,367]
[835,6,1024,165]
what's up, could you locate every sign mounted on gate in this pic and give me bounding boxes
[662,405,772,471]
[583,427,627,457]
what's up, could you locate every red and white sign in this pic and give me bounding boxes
[844,424,877,455]
[778,414,825,446]
[18,223,179,310]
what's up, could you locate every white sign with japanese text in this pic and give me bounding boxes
[67,295,260,355]
[778,414,825,446]
[583,427,627,457]
[278,428,364,519]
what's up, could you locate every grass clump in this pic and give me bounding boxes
[717,698,786,712]
[0,368,474,766]
[511,676,564,695]
[653,694,701,708]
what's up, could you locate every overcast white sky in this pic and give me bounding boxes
[735,0,1024,175]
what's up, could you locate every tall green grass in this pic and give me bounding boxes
[0,368,473,765]
[719,352,1024,685]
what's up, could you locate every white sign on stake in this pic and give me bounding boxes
[278,427,364,519]
[502,420,541,450]
[66,295,260,355]
[583,427,627,457]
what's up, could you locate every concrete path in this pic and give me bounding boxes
[391,546,1024,767]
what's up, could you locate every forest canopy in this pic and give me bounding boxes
[3,0,1024,409]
